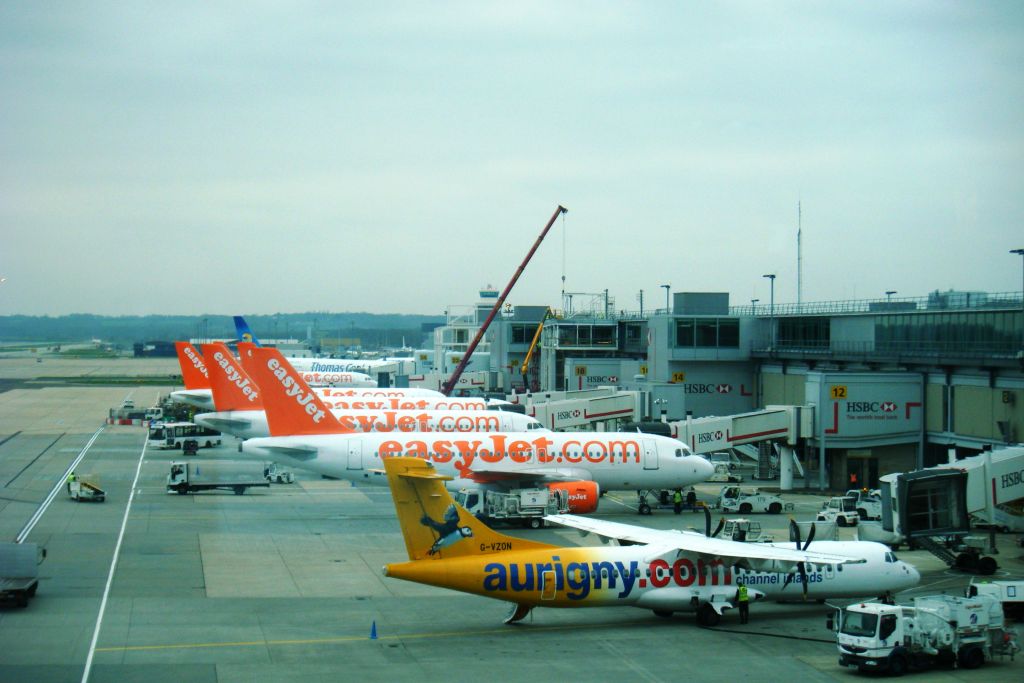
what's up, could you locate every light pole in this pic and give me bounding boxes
[751,298,759,314]
[885,290,897,304]
[762,274,776,349]
[661,284,671,313]
[1012,249,1024,311]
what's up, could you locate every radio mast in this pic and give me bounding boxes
[797,201,803,309]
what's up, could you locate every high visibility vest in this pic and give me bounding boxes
[737,586,749,602]
[67,473,76,482]
[673,492,682,503]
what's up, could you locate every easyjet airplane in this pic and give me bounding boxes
[380,457,921,626]
[194,343,541,439]
[169,342,448,411]
[239,346,716,513]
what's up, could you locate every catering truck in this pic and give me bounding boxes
[167,461,270,495]
[831,594,1019,675]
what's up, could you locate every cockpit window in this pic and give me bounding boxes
[675,448,683,458]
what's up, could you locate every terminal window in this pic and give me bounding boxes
[674,318,739,349]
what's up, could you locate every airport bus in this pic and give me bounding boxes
[149,422,222,450]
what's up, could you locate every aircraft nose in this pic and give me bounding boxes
[695,455,716,480]
[902,562,921,587]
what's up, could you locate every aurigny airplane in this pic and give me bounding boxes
[239,346,716,513]
[195,343,541,439]
[380,457,921,627]
[234,315,415,376]
[169,342,447,412]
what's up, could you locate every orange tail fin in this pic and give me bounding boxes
[200,343,262,411]
[175,341,210,390]
[238,345,343,436]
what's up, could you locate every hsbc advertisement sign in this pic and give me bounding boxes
[810,373,923,441]
[671,365,756,416]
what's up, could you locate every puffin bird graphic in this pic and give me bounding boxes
[420,504,473,555]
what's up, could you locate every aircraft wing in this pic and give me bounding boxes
[194,416,253,430]
[248,443,318,461]
[466,465,593,485]
[544,514,864,573]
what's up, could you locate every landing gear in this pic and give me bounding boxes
[505,603,532,624]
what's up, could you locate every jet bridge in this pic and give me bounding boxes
[667,406,814,490]
[506,388,640,431]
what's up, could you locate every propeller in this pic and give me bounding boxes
[783,518,816,599]
[703,506,724,538]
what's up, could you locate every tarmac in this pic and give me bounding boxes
[0,356,1022,682]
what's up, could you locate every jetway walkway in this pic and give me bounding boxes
[506,388,640,431]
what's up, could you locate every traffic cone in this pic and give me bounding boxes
[369,620,377,640]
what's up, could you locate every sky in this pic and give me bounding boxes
[1,2,1022,316]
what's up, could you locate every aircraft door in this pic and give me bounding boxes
[347,439,363,470]
[540,570,557,600]
[642,439,659,470]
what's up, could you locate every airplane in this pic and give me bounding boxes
[195,342,542,439]
[234,342,502,410]
[239,346,716,512]
[234,315,417,376]
[169,342,446,412]
[170,341,216,410]
[380,457,921,626]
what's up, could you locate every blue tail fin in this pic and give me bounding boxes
[233,316,262,347]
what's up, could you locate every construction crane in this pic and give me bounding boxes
[519,307,553,392]
[441,205,567,396]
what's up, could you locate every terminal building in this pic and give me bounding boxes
[429,289,1024,491]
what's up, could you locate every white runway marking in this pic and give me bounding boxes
[81,434,148,683]
[16,427,104,543]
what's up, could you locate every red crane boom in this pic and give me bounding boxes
[441,205,567,396]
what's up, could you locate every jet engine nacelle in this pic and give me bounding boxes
[547,481,600,514]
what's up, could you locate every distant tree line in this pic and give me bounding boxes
[0,313,443,349]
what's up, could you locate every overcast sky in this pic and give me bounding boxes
[1,2,1022,316]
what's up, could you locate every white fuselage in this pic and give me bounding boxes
[242,431,714,492]
[170,386,454,412]
[411,540,920,611]
[196,408,544,440]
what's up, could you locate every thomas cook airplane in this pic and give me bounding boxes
[239,346,715,513]
[169,342,447,412]
[194,342,541,439]
[380,457,921,626]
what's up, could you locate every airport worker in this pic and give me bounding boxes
[849,472,858,488]
[672,489,683,514]
[735,582,750,624]
[66,471,76,493]
[685,487,697,509]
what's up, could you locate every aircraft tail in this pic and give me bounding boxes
[233,316,262,346]
[200,342,262,411]
[237,345,342,436]
[174,341,210,389]
[383,457,553,561]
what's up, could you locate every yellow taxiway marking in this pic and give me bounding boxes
[94,620,649,653]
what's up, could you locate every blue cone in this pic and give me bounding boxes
[370,620,377,640]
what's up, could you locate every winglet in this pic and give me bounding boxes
[175,341,210,389]
[238,345,341,436]
[382,457,553,562]
[200,343,262,411]
[233,316,262,346]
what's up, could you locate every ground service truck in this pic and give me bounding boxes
[455,487,569,528]
[167,461,270,495]
[832,594,1019,675]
